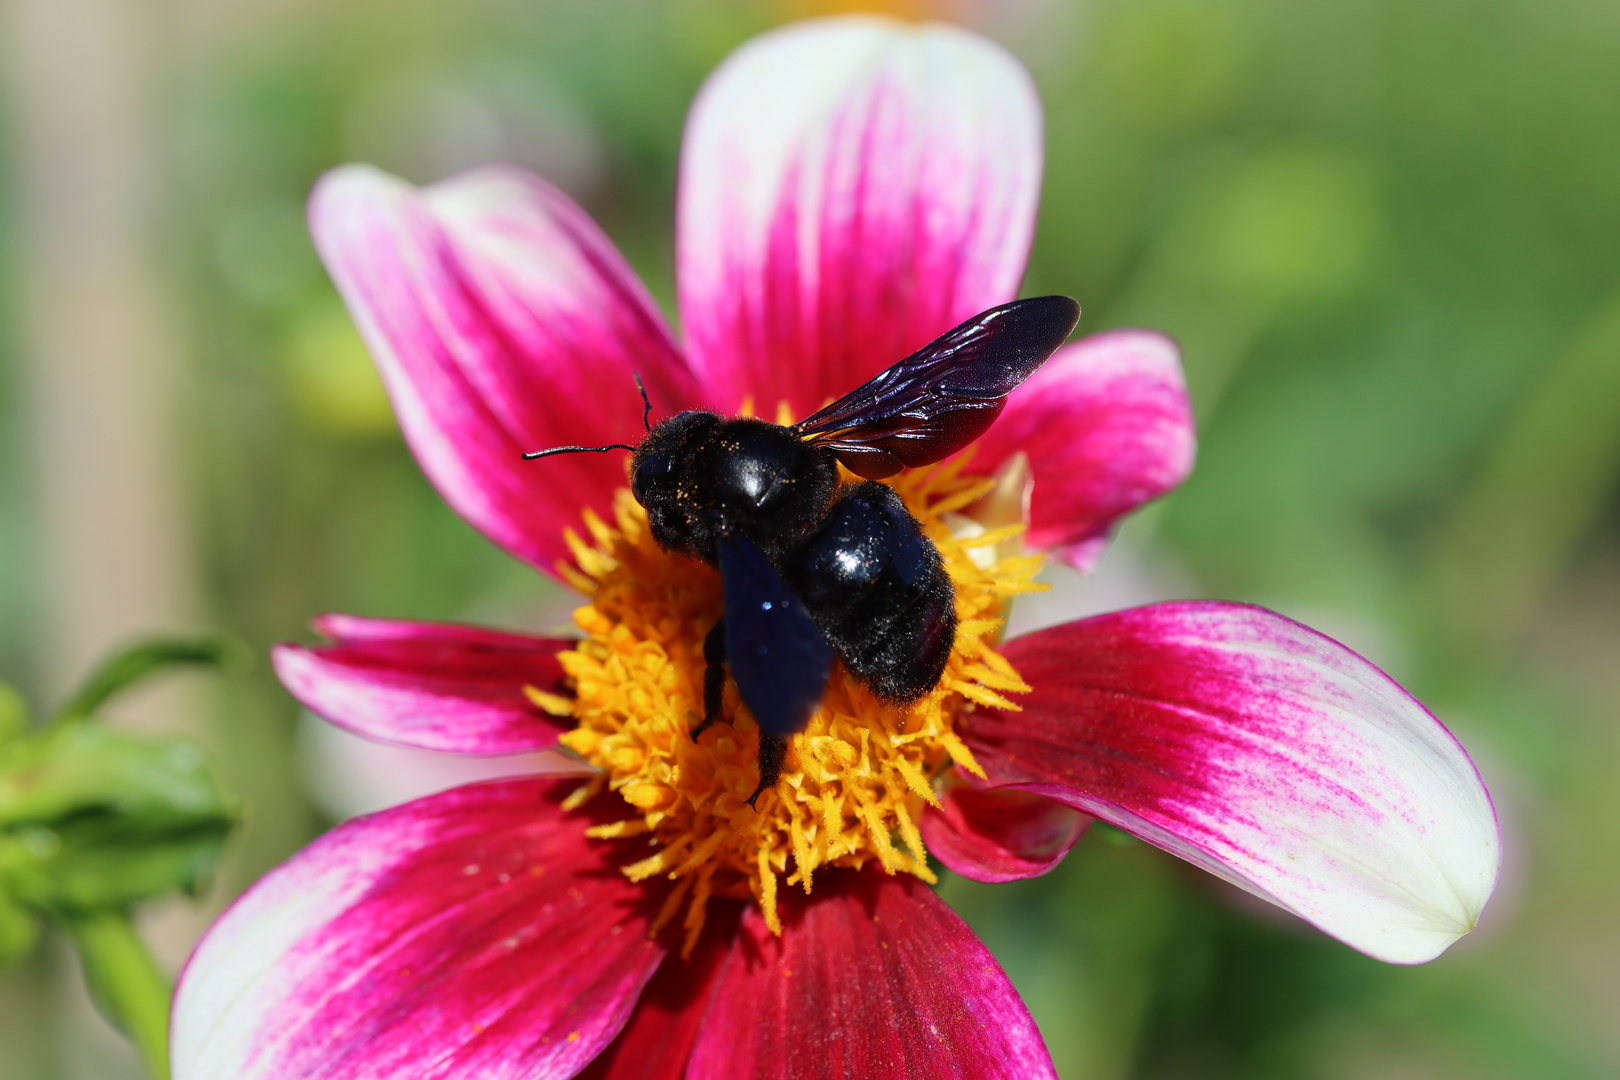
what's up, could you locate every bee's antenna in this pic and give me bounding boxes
[633,371,652,432]
[521,443,637,461]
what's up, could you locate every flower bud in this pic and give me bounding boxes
[0,725,237,910]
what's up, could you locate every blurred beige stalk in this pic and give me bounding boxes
[4,0,198,723]
[4,1,199,1074]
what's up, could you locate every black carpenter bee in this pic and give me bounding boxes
[525,296,1080,806]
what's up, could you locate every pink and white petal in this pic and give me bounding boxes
[678,15,1042,416]
[921,783,1092,884]
[685,867,1055,1080]
[311,164,703,575]
[173,777,668,1080]
[272,614,574,755]
[966,603,1500,964]
[578,902,743,1080]
[973,331,1195,570]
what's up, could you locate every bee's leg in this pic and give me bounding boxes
[744,734,786,809]
[690,617,726,742]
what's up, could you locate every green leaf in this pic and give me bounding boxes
[51,635,248,724]
[0,823,230,910]
[59,909,171,1079]
[0,726,237,909]
[0,683,28,745]
[0,724,234,828]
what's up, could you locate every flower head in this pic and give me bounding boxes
[551,458,1043,947]
[174,16,1499,1080]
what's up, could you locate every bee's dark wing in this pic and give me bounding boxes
[718,535,834,737]
[794,295,1080,479]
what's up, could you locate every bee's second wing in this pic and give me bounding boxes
[794,295,1080,479]
[718,535,834,737]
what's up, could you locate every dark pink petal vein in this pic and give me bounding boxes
[973,330,1195,570]
[921,783,1092,884]
[172,778,670,1080]
[311,165,704,576]
[678,16,1042,417]
[685,867,1056,1080]
[579,902,743,1080]
[964,602,1500,963]
[273,613,575,755]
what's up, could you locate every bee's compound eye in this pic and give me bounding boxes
[631,451,675,506]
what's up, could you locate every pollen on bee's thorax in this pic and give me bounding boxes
[535,450,1047,956]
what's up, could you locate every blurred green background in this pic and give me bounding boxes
[2,0,1618,1076]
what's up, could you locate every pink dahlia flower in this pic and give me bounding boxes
[173,16,1499,1080]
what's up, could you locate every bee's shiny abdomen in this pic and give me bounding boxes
[787,481,956,702]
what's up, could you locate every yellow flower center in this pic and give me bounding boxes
[534,452,1045,955]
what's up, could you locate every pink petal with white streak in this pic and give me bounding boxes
[310,164,703,575]
[964,603,1499,963]
[172,778,669,1080]
[678,15,1042,416]
[921,783,1092,883]
[273,614,575,755]
[685,867,1055,1080]
[973,331,1195,569]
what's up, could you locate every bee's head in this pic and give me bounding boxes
[630,411,718,512]
[629,413,837,566]
[526,378,837,566]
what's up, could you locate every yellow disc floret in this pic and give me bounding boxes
[541,453,1045,954]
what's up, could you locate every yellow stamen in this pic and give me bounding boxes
[553,450,1045,949]
[524,686,575,717]
[584,819,651,839]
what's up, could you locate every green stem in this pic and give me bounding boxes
[59,909,171,1079]
[48,635,241,729]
